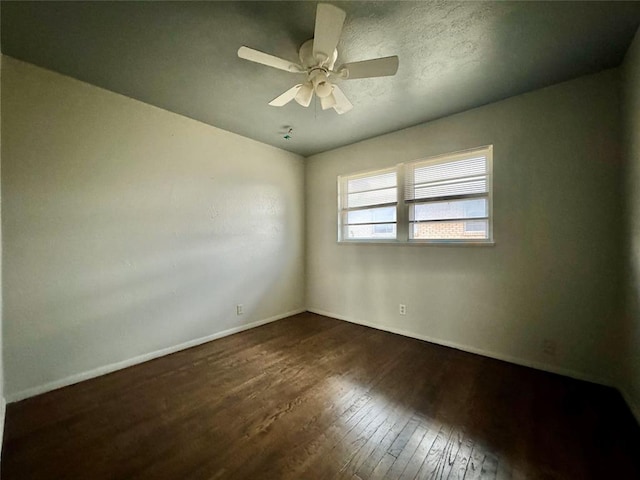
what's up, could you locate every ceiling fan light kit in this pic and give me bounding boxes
[295,83,314,107]
[320,93,337,110]
[237,3,399,114]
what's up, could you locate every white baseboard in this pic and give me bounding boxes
[307,308,614,388]
[620,387,640,426]
[7,309,305,403]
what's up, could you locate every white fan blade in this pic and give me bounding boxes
[338,56,399,79]
[238,46,305,73]
[269,85,302,106]
[294,82,314,107]
[313,3,346,65]
[331,85,353,114]
[320,92,336,110]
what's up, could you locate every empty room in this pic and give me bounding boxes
[1,1,640,478]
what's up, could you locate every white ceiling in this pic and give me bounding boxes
[2,1,640,156]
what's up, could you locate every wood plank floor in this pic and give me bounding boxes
[2,312,639,479]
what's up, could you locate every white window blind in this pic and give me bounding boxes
[338,168,397,241]
[404,146,492,242]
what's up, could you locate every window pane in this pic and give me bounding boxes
[464,220,486,233]
[346,223,397,240]
[347,187,397,208]
[412,156,486,184]
[411,219,488,240]
[348,171,396,193]
[411,198,487,222]
[347,206,396,225]
[413,177,486,200]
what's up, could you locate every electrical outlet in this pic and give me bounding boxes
[399,304,406,315]
[542,339,557,356]
[236,304,244,316]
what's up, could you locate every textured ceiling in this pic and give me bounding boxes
[2,1,640,156]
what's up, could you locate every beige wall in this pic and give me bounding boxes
[0,54,5,445]
[2,57,305,400]
[306,69,622,385]
[623,28,640,422]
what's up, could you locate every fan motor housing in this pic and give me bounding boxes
[299,39,338,70]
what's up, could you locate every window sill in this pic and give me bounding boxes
[337,240,496,247]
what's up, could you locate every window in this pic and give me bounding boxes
[405,147,492,242]
[338,168,397,241]
[338,146,493,244]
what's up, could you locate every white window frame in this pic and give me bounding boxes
[337,167,399,243]
[404,146,493,245]
[337,146,494,245]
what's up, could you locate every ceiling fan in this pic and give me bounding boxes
[237,3,399,114]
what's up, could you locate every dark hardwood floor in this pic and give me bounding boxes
[2,312,639,479]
